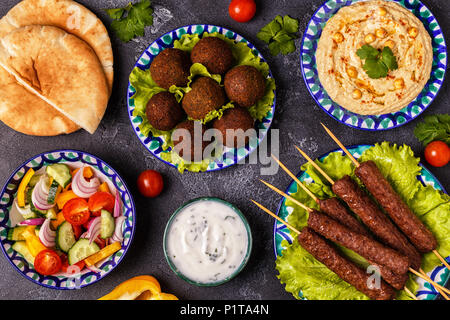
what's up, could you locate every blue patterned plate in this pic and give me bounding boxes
[274,145,449,300]
[0,150,136,290]
[301,0,447,130]
[127,24,275,172]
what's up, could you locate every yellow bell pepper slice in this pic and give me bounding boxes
[84,241,121,266]
[22,227,46,257]
[98,182,110,193]
[17,168,35,207]
[56,190,78,209]
[98,275,178,300]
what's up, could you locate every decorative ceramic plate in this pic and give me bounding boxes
[301,0,447,130]
[273,145,449,300]
[127,24,275,172]
[0,150,136,290]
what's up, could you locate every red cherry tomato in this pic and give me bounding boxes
[229,0,256,23]
[137,170,164,198]
[60,254,85,274]
[34,249,62,275]
[424,141,450,167]
[94,236,107,249]
[63,198,91,226]
[72,225,82,240]
[88,191,115,215]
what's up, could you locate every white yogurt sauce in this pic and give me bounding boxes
[166,199,249,284]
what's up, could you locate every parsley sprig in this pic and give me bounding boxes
[414,114,450,146]
[105,0,154,43]
[257,15,299,56]
[356,44,398,79]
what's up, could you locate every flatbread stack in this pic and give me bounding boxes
[0,0,113,135]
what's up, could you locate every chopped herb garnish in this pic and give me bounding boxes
[257,15,299,56]
[356,44,398,79]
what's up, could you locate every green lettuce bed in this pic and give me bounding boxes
[276,142,450,300]
[129,32,276,173]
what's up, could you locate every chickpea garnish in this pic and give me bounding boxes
[384,40,395,49]
[375,28,387,39]
[394,78,405,89]
[352,89,362,99]
[346,66,358,78]
[333,32,344,43]
[378,7,387,16]
[364,33,376,44]
[408,27,418,38]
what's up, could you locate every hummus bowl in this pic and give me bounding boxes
[301,0,446,130]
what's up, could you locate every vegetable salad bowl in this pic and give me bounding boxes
[0,150,136,290]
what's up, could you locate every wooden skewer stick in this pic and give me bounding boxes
[403,286,418,300]
[320,123,450,274]
[320,123,360,167]
[271,154,319,202]
[419,268,450,295]
[408,268,450,300]
[250,199,301,235]
[294,146,335,185]
[260,180,313,213]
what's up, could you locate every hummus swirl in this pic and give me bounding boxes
[316,0,433,115]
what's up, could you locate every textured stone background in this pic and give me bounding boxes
[0,0,448,300]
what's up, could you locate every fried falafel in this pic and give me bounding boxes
[181,77,227,120]
[145,92,185,131]
[224,65,266,107]
[191,37,234,74]
[213,107,255,148]
[150,48,191,89]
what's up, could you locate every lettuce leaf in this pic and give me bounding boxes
[276,142,450,300]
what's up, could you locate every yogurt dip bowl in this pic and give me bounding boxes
[163,197,252,286]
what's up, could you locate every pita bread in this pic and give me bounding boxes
[0,66,80,136]
[0,25,109,134]
[0,0,114,92]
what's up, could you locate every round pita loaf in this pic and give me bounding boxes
[0,67,80,136]
[0,0,114,92]
[0,25,109,134]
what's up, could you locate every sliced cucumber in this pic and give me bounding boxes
[7,226,28,241]
[45,207,58,220]
[12,241,35,266]
[68,239,100,265]
[46,164,71,188]
[100,210,115,239]
[16,204,39,220]
[47,180,60,204]
[28,174,41,188]
[56,221,76,253]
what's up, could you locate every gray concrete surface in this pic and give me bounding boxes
[0,0,448,300]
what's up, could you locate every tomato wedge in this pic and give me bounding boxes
[63,198,91,226]
[34,249,62,275]
[88,192,115,215]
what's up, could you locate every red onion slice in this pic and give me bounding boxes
[18,218,45,226]
[86,216,101,244]
[32,178,55,211]
[71,166,100,198]
[113,191,122,218]
[111,216,126,243]
[39,218,56,247]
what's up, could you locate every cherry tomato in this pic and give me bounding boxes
[229,0,256,23]
[88,191,115,215]
[137,170,164,198]
[60,254,85,274]
[34,249,62,275]
[424,141,450,167]
[94,236,107,249]
[63,198,91,226]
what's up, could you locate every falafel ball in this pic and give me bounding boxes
[145,92,185,131]
[213,107,255,148]
[224,65,266,107]
[182,77,226,120]
[191,37,234,74]
[150,48,191,89]
[173,120,209,162]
